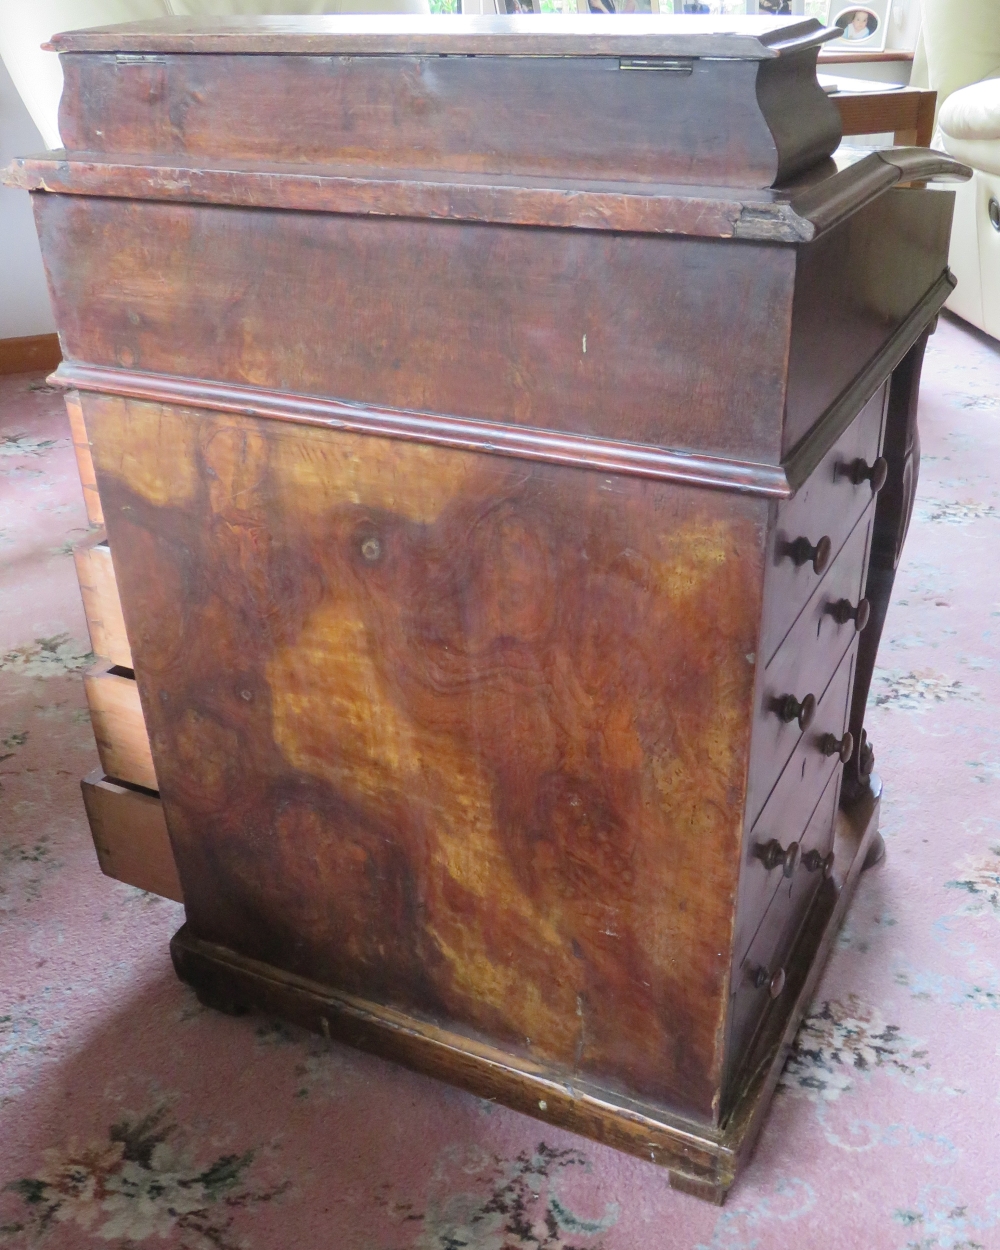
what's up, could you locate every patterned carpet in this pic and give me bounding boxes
[1,311,999,1249]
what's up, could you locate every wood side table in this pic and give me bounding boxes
[831,84,937,147]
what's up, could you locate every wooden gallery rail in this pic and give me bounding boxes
[4,13,970,1202]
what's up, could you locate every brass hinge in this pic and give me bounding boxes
[618,57,694,73]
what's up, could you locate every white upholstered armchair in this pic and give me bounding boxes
[912,0,1000,339]
[0,0,431,151]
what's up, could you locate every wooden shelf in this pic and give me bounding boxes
[819,49,914,64]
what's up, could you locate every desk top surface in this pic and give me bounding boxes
[48,13,832,59]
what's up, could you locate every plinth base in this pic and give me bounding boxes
[171,779,881,1204]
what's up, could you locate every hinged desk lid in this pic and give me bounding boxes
[50,15,842,188]
[48,13,829,58]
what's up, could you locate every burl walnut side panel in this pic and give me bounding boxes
[86,392,768,1122]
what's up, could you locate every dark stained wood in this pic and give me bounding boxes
[746,514,870,825]
[7,148,970,242]
[169,773,883,1202]
[732,644,858,974]
[724,776,882,1135]
[15,19,959,1201]
[170,921,739,1190]
[56,45,838,190]
[842,328,929,805]
[87,390,768,1122]
[781,270,953,486]
[48,13,832,58]
[9,153,763,239]
[34,194,797,463]
[727,766,841,1087]
[764,385,885,661]
[27,181,964,473]
[784,190,957,455]
[52,362,793,498]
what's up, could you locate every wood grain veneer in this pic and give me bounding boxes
[6,16,967,1200]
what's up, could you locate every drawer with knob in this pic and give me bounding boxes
[726,766,842,1079]
[763,381,888,664]
[736,641,856,966]
[748,507,873,823]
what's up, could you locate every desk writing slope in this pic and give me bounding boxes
[8,14,969,1201]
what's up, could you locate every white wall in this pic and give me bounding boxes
[886,0,922,53]
[0,57,56,339]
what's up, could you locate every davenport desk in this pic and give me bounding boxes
[6,14,971,1202]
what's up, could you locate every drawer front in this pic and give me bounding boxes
[748,509,872,824]
[727,767,842,1075]
[73,529,133,669]
[762,382,887,664]
[83,660,158,792]
[65,391,103,527]
[736,642,856,966]
[82,767,182,902]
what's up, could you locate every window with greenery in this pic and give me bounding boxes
[431,0,830,14]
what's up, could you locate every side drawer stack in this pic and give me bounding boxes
[69,394,182,903]
[725,382,890,1094]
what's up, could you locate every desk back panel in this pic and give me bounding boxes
[35,194,795,463]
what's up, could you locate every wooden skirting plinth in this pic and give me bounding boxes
[171,780,883,1203]
[0,333,61,376]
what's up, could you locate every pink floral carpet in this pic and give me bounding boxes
[2,312,999,1249]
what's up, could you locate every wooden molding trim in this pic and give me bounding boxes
[51,269,955,502]
[7,150,968,243]
[0,333,61,376]
[171,922,735,1190]
[783,269,956,486]
[52,362,795,499]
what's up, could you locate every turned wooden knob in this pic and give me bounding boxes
[802,848,836,878]
[819,730,854,763]
[827,596,871,631]
[847,455,888,493]
[776,691,816,730]
[754,838,800,878]
[785,534,832,574]
[753,965,786,998]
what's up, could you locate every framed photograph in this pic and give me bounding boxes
[576,0,660,13]
[497,0,541,11]
[824,0,891,51]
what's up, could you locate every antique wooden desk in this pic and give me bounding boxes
[8,14,970,1201]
